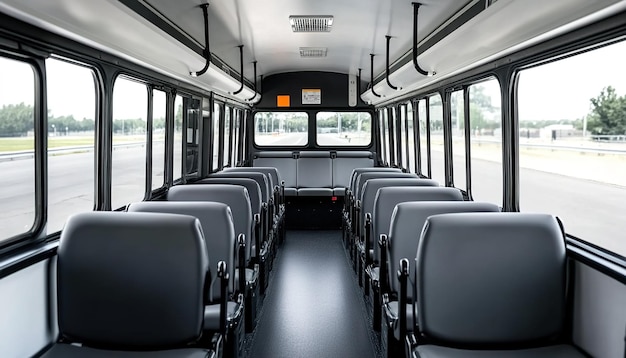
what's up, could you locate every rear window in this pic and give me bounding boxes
[316,112,371,146]
[253,111,308,146]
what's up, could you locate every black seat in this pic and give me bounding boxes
[41,212,213,358]
[408,213,585,358]
[381,201,499,356]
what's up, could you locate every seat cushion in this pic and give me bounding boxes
[333,187,348,196]
[284,187,298,196]
[40,344,210,358]
[203,301,242,331]
[297,188,334,196]
[414,344,586,358]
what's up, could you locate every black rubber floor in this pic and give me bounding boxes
[247,230,378,358]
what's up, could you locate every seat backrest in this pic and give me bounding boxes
[355,172,417,203]
[253,151,296,188]
[224,167,281,192]
[297,151,333,189]
[348,167,401,195]
[333,152,374,189]
[57,211,207,348]
[209,171,270,204]
[167,185,253,262]
[127,201,236,299]
[415,212,566,345]
[388,201,500,295]
[196,178,262,215]
[373,187,464,266]
[360,178,437,236]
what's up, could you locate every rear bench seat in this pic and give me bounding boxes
[252,151,374,196]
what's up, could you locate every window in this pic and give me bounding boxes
[316,111,371,146]
[399,105,407,169]
[152,89,166,189]
[223,106,232,166]
[381,108,392,166]
[173,94,183,180]
[451,90,467,191]
[46,58,96,232]
[468,79,502,204]
[518,40,626,256]
[232,109,240,166]
[429,94,444,183]
[407,101,417,173]
[212,103,221,171]
[111,76,147,209]
[0,57,36,241]
[418,99,429,177]
[253,112,308,146]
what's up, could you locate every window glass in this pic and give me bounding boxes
[239,111,247,163]
[232,109,240,166]
[253,112,308,146]
[111,77,147,209]
[173,94,183,180]
[223,106,231,166]
[418,99,429,177]
[316,111,371,146]
[451,90,467,191]
[212,103,221,171]
[399,106,407,169]
[378,109,386,164]
[0,57,36,241]
[518,40,626,256]
[469,78,502,204]
[383,108,392,166]
[407,101,416,173]
[152,89,166,189]
[46,58,96,232]
[429,94,444,183]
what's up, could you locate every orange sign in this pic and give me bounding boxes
[277,95,290,107]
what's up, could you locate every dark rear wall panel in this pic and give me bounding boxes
[256,72,371,109]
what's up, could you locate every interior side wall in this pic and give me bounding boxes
[0,258,57,358]
[573,261,626,357]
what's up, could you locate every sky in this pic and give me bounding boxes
[1,40,625,122]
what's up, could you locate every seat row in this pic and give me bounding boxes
[252,150,374,196]
[43,166,286,358]
[342,167,585,357]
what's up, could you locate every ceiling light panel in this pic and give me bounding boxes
[289,16,334,32]
[299,47,328,58]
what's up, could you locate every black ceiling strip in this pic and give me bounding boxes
[118,0,253,89]
[374,1,485,85]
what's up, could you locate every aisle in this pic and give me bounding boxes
[247,230,378,358]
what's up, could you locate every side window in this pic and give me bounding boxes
[418,99,429,177]
[152,89,166,189]
[429,94,444,183]
[111,76,148,209]
[173,94,183,180]
[0,57,36,241]
[382,109,390,165]
[407,101,417,173]
[399,105,407,169]
[518,40,626,256]
[46,58,96,232]
[212,103,221,171]
[469,78,502,204]
[231,109,240,166]
[223,106,231,167]
[451,90,467,191]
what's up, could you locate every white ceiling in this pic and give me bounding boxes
[144,0,471,81]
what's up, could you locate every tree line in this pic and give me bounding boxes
[0,103,177,137]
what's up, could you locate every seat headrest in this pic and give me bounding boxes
[416,212,566,346]
[57,211,207,348]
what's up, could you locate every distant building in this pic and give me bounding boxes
[540,124,575,140]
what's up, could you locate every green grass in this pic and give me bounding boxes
[0,137,95,152]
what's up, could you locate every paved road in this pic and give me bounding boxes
[1,145,625,256]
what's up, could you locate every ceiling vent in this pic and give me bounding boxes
[299,47,328,58]
[289,16,334,32]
